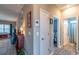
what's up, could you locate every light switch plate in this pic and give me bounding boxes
[36,32,39,36]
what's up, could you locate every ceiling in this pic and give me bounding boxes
[55,4,67,8]
[55,4,77,10]
[0,4,77,22]
[0,4,24,22]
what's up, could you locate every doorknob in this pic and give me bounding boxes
[41,37,44,40]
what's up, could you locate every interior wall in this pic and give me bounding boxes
[49,5,61,18]
[62,6,79,18]
[16,13,23,32]
[23,4,33,55]
[19,14,26,35]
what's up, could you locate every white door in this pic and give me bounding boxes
[40,9,50,55]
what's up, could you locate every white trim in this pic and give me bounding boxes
[76,16,79,53]
[61,20,64,48]
[40,8,49,16]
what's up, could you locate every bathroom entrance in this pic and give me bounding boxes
[68,20,76,44]
[63,17,78,54]
[64,17,77,45]
[53,17,58,47]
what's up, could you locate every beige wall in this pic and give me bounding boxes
[62,6,79,18]
[20,15,26,35]
[49,5,61,18]
[23,4,33,55]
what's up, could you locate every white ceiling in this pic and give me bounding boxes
[55,4,67,9]
[55,4,76,10]
[0,4,24,22]
[0,4,76,22]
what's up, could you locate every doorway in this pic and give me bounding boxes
[50,16,59,54]
[68,20,76,44]
[53,17,58,47]
[53,17,78,55]
[63,17,77,54]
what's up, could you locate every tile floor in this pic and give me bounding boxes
[0,38,16,55]
[53,43,76,55]
[0,38,79,55]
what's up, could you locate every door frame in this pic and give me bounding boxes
[50,16,60,55]
[76,16,79,53]
[52,16,60,48]
[63,19,69,46]
[62,16,79,53]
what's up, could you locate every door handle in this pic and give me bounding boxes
[41,37,44,40]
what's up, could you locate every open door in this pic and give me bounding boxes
[40,9,50,55]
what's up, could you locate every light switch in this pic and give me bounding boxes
[36,32,39,36]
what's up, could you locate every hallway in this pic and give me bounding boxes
[0,4,79,55]
[53,44,76,55]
